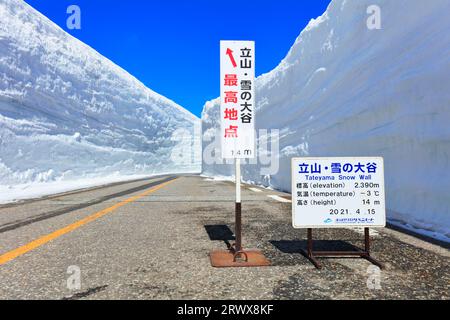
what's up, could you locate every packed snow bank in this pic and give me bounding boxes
[0,0,201,203]
[0,173,172,204]
[202,0,450,242]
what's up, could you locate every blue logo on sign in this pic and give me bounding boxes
[324,218,333,224]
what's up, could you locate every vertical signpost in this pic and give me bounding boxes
[209,41,270,267]
[292,157,386,269]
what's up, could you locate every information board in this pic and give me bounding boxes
[292,157,386,228]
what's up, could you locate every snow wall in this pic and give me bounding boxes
[201,0,450,242]
[0,0,201,203]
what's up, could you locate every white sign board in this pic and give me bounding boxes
[220,40,255,159]
[292,157,386,228]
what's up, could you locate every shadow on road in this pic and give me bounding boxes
[204,225,235,250]
[271,240,361,255]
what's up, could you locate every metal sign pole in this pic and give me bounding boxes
[235,158,242,253]
[209,154,270,267]
[209,40,270,268]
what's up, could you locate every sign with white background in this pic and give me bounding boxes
[292,157,386,228]
[220,40,255,159]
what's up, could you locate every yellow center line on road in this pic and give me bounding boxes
[0,178,178,266]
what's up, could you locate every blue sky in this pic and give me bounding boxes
[24,0,331,117]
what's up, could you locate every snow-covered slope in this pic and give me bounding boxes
[202,0,450,241]
[0,0,201,203]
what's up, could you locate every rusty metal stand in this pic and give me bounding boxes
[209,204,271,268]
[210,159,270,268]
[234,202,243,256]
[301,228,385,270]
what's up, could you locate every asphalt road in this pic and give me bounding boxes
[0,175,448,300]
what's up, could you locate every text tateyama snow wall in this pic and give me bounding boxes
[202,0,450,241]
[0,0,201,202]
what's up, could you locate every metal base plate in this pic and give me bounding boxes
[209,249,271,268]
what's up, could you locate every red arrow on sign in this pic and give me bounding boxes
[226,48,237,68]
